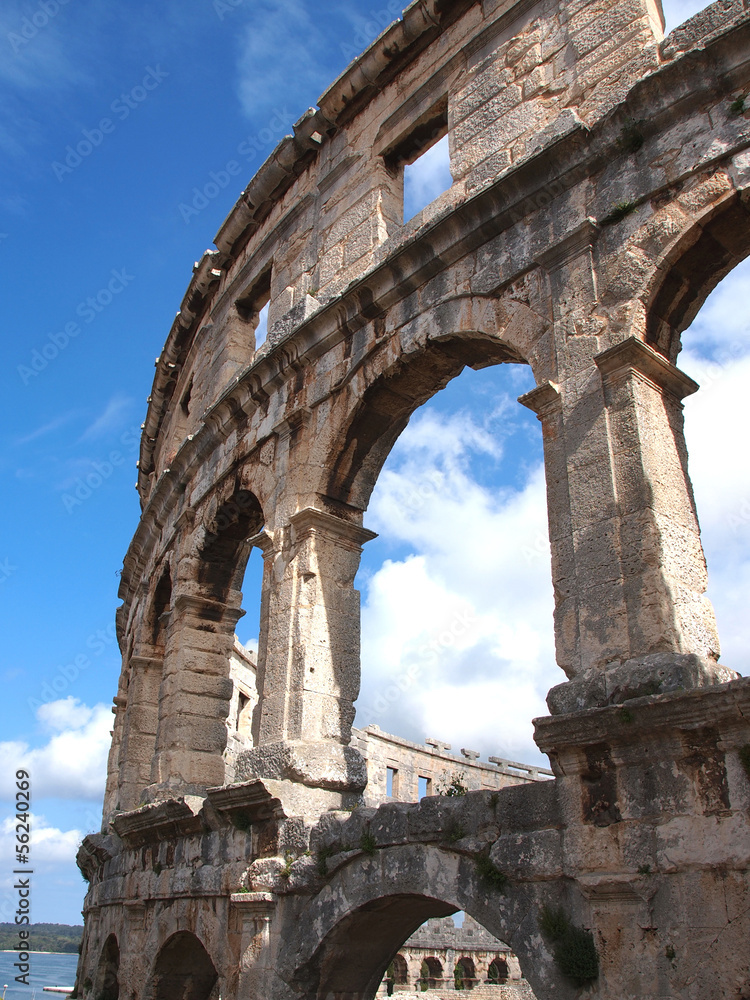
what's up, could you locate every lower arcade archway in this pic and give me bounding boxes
[146,931,219,1000]
[279,843,576,1000]
[93,935,120,1000]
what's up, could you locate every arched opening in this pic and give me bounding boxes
[149,564,172,652]
[667,252,750,678]
[488,957,509,983]
[353,357,554,777]
[94,934,119,1000]
[293,890,546,1000]
[420,956,444,990]
[647,201,750,680]
[198,489,264,603]
[386,953,408,993]
[454,955,476,990]
[147,931,218,1000]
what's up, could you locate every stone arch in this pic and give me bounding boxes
[147,563,173,651]
[279,843,574,1000]
[646,190,750,362]
[487,957,509,983]
[421,956,444,990]
[320,294,546,511]
[454,955,476,990]
[146,931,219,1000]
[94,934,120,1000]
[196,487,264,604]
[146,485,266,798]
[390,953,408,987]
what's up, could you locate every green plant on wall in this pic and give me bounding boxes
[475,854,508,892]
[539,905,599,987]
[437,771,468,796]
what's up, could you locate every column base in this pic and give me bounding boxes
[547,652,738,715]
[236,740,368,793]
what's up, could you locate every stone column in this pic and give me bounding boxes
[239,508,375,795]
[116,655,163,812]
[233,892,278,1000]
[523,337,734,713]
[147,593,241,799]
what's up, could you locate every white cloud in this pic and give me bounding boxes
[404,135,452,221]
[357,404,556,766]
[0,698,111,801]
[79,393,134,441]
[0,814,82,866]
[680,263,750,677]
[235,0,329,119]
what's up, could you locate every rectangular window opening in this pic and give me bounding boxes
[386,766,399,798]
[235,267,272,347]
[383,101,450,224]
[418,775,432,799]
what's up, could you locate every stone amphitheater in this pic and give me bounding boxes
[75,0,750,996]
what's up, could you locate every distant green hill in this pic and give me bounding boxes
[0,923,82,954]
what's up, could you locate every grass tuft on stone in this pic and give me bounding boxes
[475,854,508,892]
[360,831,377,855]
[600,200,637,225]
[539,905,599,987]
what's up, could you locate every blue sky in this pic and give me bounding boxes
[0,0,746,925]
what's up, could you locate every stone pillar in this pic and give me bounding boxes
[523,336,735,713]
[233,892,278,1000]
[116,656,163,812]
[239,508,375,793]
[147,593,241,799]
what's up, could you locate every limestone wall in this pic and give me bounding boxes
[352,726,553,807]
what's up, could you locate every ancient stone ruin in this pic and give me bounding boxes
[76,0,750,996]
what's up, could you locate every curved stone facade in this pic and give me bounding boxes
[76,0,750,996]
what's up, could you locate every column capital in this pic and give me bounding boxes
[595,336,698,401]
[289,507,377,549]
[518,380,561,417]
[536,218,600,272]
[172,592,245,627]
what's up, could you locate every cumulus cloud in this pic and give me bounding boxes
[0,698,111,801]
[0,814,82,866]
[680,260,750,675]
[356,255,750,765]
[357,398,556,767]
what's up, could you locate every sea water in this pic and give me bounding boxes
[0,953,78,999]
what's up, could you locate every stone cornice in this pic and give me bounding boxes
[595,336,698,401]
[289,507,378,549]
